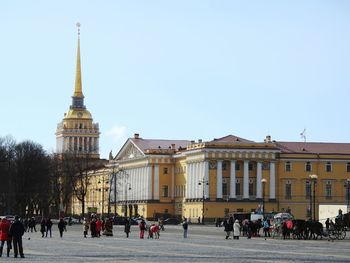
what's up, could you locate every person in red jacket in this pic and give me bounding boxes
[0,218,12,257]
[96,218,102,237]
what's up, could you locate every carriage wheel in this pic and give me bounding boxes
[339,230,346,240]
[328,230,336,241]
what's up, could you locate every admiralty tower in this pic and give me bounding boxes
[56,24,100,158]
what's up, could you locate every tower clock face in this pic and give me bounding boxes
[77,112,83,118]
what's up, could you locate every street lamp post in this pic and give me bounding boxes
[309,174,318,221]
[198,178,208,224]
[261,178,267,216]
[125,183,131,217]
[345,179,350,212]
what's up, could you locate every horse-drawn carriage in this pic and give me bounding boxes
[327,212,350,240]
[271,213,293,238]
[272,211,350,240]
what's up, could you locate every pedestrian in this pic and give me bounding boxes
[263,218,270,237]
[139,219,146,239]
[58,218,66,238]
[103,218,113,236]
[96,218,102,237]
[29,217,36,232]
[124,218,131,238]
[9,216,25,258]
[247,220,252,239]
[0,218,12,257]
[90,218,97,238]
[23,218,28,232]
[233,219,240,240]
[223,219,232,239]
[40,218,46,238]
[325,218,330,231]
[182,218,188,238]
[282,220,288,240]
[46,218,53,238]
[83,219,89,238]
[198,217,201,224]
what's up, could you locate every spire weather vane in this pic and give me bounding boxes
[76,22,81,35]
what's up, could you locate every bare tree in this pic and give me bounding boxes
[61,150,105,217]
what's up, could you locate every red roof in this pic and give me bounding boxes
[131,138,191,152]
[210,135,254,143]
[276,142,350,154]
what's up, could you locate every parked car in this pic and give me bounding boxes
[163,218,180,225]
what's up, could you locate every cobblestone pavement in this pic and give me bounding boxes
[10,224,350,262]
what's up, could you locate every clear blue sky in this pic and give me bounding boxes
[1,0,349,159]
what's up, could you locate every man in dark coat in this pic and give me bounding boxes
[9,216,25,258]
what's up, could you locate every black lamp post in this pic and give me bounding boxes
[309,174,318,221]
[261,178,267,216]
[125,183,131,217]
[345,179,350,212]
[198,178,208,224]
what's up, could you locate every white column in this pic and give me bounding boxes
[204,161,209,199]
[187,163,191,199]
[243,160,249,199]
[140,167,147,200]
[186,164,190,199]
[270,162,276,199]
[154,165,159,200]
[192,163,196,198]
[256,162,262,199]
[147,166,152,200]
[230,160,236,199]
[171,166,175,199]
[89,137,93,152]
[195,162,200,198]
[216,160,223,199]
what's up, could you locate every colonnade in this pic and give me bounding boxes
[186,160,276,200]
[64,136,99,153]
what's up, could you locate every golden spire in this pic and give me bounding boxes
[73,22,83,97]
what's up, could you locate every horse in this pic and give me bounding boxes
[148,224,160,239]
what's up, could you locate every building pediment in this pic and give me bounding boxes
[115,139,145,160]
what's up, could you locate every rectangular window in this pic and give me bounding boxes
[305,162,312,172]
[236,181,241,196]
[285,161,291,172]
[326,182,332,199]
[306,181,311,199]
[249,163,253,171]
[222,161,227,171]
[163,167,168,175]
[347,162,350,172]
[223,183,228,196]
[164,209,168,214]
[285,182,292,199]
[325,162,332,172]
[262,162,270,170]
[235,163,240,171]
[162,185,169,197]
[249,180,254,196]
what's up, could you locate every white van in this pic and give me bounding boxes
[250,214,264,222]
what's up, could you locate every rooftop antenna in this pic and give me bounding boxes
[300,128,306,143]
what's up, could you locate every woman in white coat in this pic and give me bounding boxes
[233,219,241,240]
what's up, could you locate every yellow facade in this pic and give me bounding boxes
[69,134,350,222]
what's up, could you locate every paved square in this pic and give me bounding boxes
[12,224,350,262]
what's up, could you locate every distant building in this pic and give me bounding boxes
[55,25,100,158]
[92,133,350,221]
